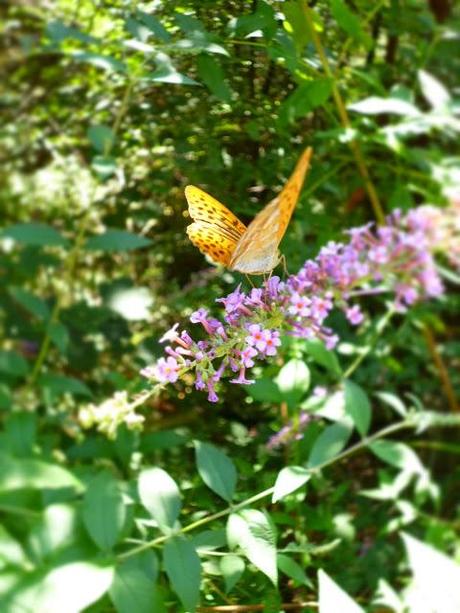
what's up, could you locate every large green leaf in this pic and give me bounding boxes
[163,536,201,611]
[303,339,341,377]
[82,472,126,551]
[227,510,277,585]
[8,562,114,613]
[0,351,29,377]
[402,533,460,612]
[138,468,181,532]
[279,79,332,124]
[194,441,237,502]
[344,380,371,436]
[197,55,232,103]
[0,453,83,492]
[220,555,245,594]
[275,358,310,407]
[318,569,364,612]
[307,422,352,468]
[110,563,165,613]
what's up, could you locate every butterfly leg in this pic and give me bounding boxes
[245,274,255,288]
[280,254,290,277]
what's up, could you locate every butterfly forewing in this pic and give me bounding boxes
[229,146,313,274]
[185,185,247,266]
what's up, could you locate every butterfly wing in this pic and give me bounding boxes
[185,185,247,266]
[229,147,313,274]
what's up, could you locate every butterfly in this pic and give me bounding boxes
[185,147,312,275]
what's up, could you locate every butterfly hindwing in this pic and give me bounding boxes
[186,221,237,266]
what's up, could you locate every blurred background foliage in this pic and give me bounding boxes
[0,0,459,611]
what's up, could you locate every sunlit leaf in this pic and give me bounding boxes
[318,569,364,612]
[402,533,460,612]
[272,466,311,503]
[138,467,181,531]
[418,70,450,110]
[348,96,420,116]
[307,421,352,468]
[220,555,245,593]
[227,510,277,585]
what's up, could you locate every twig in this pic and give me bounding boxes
[299,1,385,224]
[422,325,459,413]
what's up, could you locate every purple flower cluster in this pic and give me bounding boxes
[266,411,315,450]
[141,204,457,403]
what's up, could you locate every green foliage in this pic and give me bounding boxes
[1,0,459,610]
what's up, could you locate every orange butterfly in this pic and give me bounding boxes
[185,147,312,275]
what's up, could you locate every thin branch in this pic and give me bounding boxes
[422,325,459,413]
[299,0,385,224]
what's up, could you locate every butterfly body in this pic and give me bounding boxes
[185,147,312,275]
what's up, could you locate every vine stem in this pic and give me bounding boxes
[117,418,412,561]
[299,0,385,224]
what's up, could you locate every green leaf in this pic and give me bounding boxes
[110,564,165,613]
[375,391,407,417]
[138,467,181,532]
[348,96,420,116]
[344,380,371,436]
[11,562,114,613]
[0,525,29,567]
[277,554,310,586]
[318,569,364,612]
[0,452,83,492]
[369,440,422,472]
[86,230,152,252]
[307,422,352,468]
[28,504,78,561]
[227,510,277,585]
[275,358,310,407]
[0,351,29,377]
[48,322,70,354]
[2,223,69,247]
[4,411,36,457]
[72,51,125,73]
[136,11,171,42]
[163,536,201,611]
[91,155,117,179]
[402,533,460,612]
[272,466,311,503]
[9,288,50,321]
[46,20,98,44]
[220,555,245,593]
[418,70,450,110]
[147,52,199,85]
[248,377,283,403]
[82,472,126,551]
[330,0,372,48]
[303,339,341,377]
[282,1,310,50]
[279,79,332,124]
[194,441,237,502]
[87,124,115,153]
[38,374,92,399]
[197,55,232,103]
